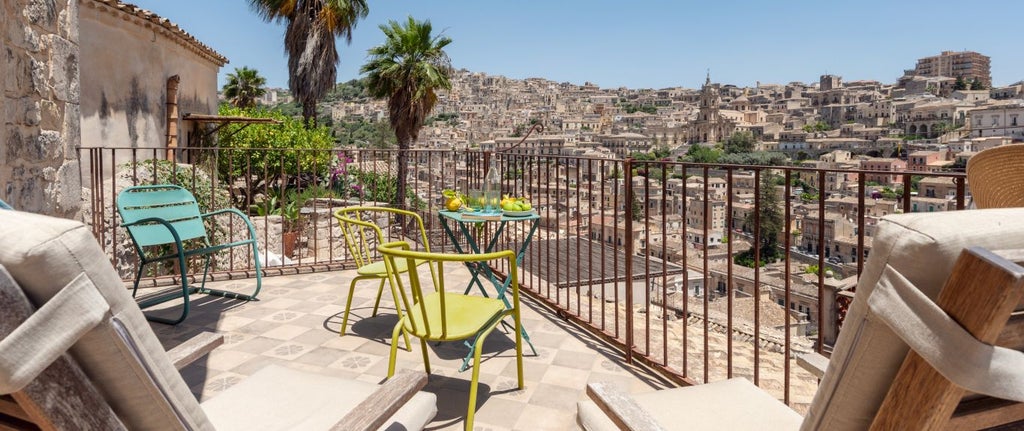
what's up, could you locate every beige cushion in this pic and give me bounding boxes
[577,378,802,431]
[801,208,1024,431]
[201,365,437,431]
[0,210,214,430]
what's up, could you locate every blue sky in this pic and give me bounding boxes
[130,0,1023,90]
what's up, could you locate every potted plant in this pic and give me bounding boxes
[278,199,302,257]
[251,193,303,258]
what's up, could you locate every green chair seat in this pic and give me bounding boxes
[356,258,427,277]
[404,293,506,340]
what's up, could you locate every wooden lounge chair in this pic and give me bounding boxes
[578,208,1024,430]
[0,209,438,430]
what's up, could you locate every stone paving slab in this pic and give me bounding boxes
[147,266,677,430]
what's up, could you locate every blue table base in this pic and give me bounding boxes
[439,210,540,371]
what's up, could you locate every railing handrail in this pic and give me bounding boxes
[76,144,971,403]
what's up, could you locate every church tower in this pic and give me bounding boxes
[690,72,726,143]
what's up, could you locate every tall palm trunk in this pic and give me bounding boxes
[394,141,409,210]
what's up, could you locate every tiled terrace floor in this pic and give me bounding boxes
[148,265,674,430]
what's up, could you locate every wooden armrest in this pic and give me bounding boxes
[167,332,223,370]
[330,369,428,431]
[586,382,665,431]
[797,352,829,378]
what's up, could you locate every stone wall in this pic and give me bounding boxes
[2,0,82,217]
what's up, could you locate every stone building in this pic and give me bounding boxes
[1,0,82,217]
[906,50,992,88]
[688,74,736,144]
[968,101,1024,141]
[79,0,227,152]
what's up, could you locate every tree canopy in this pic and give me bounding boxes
[248,0,369,125]
[222,66,267,108]
[362,16,453,208]
[723,130,756,154]
[734,173,784,267]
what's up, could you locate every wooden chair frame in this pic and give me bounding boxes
[586,246,1024,430]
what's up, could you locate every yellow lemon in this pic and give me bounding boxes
[445,197,463,211]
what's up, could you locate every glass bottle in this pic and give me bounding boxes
[483,157,501,213]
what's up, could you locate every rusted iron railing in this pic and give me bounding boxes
[78,145,968,406]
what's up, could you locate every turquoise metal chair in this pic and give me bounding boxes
[116,185,262,324]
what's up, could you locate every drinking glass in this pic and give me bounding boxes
[469,189,486,211]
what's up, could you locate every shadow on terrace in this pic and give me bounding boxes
[80,145,968,429]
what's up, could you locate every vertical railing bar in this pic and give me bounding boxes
[726,167,733,378]
[660,161,668,366]
[817,170,827,354]
[587,158,594,325]
[702,165,710,383]
[600,159,608,331]
[857,172,866,281]
[623,158,634,364]
[644,163,651,358]
[784,169,793,405]
[576,157,582,318]
[955,175,966,210]
[614,160,620,339]
[902,172,912,215]
[753,168,762,385]
[546,156,553,301]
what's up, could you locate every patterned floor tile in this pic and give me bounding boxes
[151,269,673,430]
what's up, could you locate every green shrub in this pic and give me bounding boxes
[215,106,336,185]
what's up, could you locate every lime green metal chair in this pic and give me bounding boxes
[116,185,262,325]
[379,241,524,430]
[333,207,436,349]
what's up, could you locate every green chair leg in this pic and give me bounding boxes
[387,322,404,378]
[132,263,145,298]
[371,278,386,317]
[419,338,431,374]
[340,277,361,336]
[466,341,483,430]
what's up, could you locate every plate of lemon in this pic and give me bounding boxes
[501,196,535,217]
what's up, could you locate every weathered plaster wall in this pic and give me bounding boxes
[78,1,222,151]
[1,0,82,217]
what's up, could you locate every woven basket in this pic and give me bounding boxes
[967,144,1024,209]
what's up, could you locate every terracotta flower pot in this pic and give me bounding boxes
[282,230,299,257]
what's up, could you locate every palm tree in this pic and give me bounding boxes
[222,66,268,108]
[248,0,369,125]
[362,16,452,208]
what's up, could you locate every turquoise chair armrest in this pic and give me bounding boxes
[200,208,260,240]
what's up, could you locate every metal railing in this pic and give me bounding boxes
[78,145,968,406]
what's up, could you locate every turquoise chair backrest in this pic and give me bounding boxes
[117,185,209,248]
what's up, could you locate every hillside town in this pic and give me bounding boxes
[286,50,1020,346]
